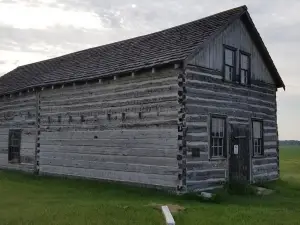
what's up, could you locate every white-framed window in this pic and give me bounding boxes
[240,51,251,85]
[252,120,263,156]
[224,46,236,81]
[210,115,226,158]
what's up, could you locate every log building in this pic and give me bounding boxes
[0,6,285,192]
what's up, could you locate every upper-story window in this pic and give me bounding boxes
[240,51,251,85]
[224,46,236,81]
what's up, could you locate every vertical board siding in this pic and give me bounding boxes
[185,67,278,191]
[39,68,179,188]
[0,93,36,172]
[189,19,275,85]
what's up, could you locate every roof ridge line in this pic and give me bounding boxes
[16,5,247,70]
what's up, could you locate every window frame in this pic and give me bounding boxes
[209,114,227,159]
[223,45,237,82]
[8,129,22,164]
[252,119,264,157]
[239,50,251,85]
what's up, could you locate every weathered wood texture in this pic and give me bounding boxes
[189,18,275,84]
[38,68,180,188]
[184,67,278,191]
[0,93,36,172]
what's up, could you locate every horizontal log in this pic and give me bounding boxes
[39,152,178,167]
[186,178,225,192]
[0,163,35,173]
[41,95,177,113]
[42,84,178,107]
[185,114,208,123]
[20,142,35,149]
[186,169,225,181]
[39,145,177,157]
[39,165,177,187]
[0,120,36,128]
[40,111,178,127]
[186,81,275,106]
[41,70,177,99]
[20,148,35,155]
[264,135,277,142]
[186,86,275,108]
[40,101,178,116]
[252,157,277,166]
[185,70,276,96]
[187,104,275,121]
[186,132,208,142]
[0,101,36,112]
[0,149,8,154]
[0,94,36,105]
[40,129,177,140]
[186,141,208,149]
[40,157,179,175]
[186,97,275,115]
[187,160,227,170]
[40,136,177,147]
[253,171,278,183]
[0,142,8,148]
[0,128,36,135]
[252,163,277,175]
[40,119,178,131]
[20,155,35,164]
[186,152,209,161]
[264,149,277,157]
[0,106,36,116]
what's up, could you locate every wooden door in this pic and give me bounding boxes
[229,124,250,183]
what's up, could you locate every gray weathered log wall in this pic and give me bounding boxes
[189,18,275,85]
[0,92,36,172]
[38,67,180,188]
[184,66,278,191]
[185,17,279,192]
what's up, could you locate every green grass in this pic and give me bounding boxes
[1,146,300,225]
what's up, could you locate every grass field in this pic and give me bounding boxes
[0,146,300,225]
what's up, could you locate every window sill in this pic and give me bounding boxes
[8,160,21,164]
[209,157,227,161]
[252,155,265,158]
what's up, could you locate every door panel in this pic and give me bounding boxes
[229,124,250,183]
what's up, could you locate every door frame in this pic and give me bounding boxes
[228,123,251,183]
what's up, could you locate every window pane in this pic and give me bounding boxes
[225,49,234,66]
[241,54,249,70]
[218,146,223,156]
[218,138,223,147]
[219,119,224,134]
[212,118,217,135]
[253,121,262,138]
[225,66,234,81]
[214,146,218,157]
[240,70,246,84]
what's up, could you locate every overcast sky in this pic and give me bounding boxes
[0,0,299,140]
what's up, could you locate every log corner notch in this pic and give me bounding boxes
[177,71,187,193]
[34,91,41,175]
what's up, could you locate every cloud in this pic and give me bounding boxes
[0,1,105,30]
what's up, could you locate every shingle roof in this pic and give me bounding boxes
[0,5,284,95]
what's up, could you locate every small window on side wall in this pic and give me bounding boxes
[210,115,227,158]
[252,120,263,156]
[224,46,236,81]
[240,51,251,85]
[8,129,21,164]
